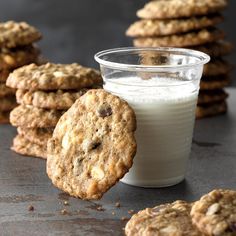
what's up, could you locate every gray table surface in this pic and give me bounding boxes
[0,89,236,236]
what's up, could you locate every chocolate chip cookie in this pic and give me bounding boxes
[16,89,88,110]
[133,28,224,47]
[47,89,136,200]
[0,21,41,48]
[10,105,64,128]
[137,0,227,19]
[125,201,202,236]
[6,63,102,91]
[191,189,236,235]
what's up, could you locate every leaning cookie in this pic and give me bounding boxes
[196,101,227,119]
[11,135,47,159]
[125,201,202,236]
[47,89,136,200]
[6,63,102,91]
[0,21,41,48]
[16,89,88,110]
[10,105,64,128]
[137,0,227,19]
[17,127,53,146]
[191,189,236,235]
[134,28,224,47]
[127,15,223,37]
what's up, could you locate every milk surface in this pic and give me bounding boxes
[104,76,198,187]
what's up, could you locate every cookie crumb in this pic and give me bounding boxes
[63,201,69,206]
[121,217,129,221]
[115,202,121,208]
[60,209,68,215]
[112,211,115,215]
[128,209,134,215]
[28,205,34,211]
[97,206,104,211]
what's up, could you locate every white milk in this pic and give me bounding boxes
[104,77,198,187]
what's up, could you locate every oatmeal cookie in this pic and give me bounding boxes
[127,15,223,37]
[203,59,232,77]
[198,90,228,105]
[6,63,102,90]
[12,134,47,159]
[200,76,230,90]
[191,41,233,58]
[17,127,53,146]
[191,189,236,235]
[47,89,136,200]
[133,28,224,47]
[137,0,228,19]
[10,105,64,128]
[196,101,227,118]
[0,21,41,48]
[16,89,88,110]
[125,201,202,236]
[0,44,40,70]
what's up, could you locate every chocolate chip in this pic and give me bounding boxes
[97,104,112,118]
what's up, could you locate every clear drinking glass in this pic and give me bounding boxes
[95,47,210,187]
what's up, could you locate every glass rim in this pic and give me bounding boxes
[94,47,210,72]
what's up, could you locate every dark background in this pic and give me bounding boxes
[0,0,235,80]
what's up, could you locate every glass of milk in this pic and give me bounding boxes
[95,47,210,187]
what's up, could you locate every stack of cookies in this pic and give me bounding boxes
[126,0,233,118]
[6,63,102,159]
[0,21,42,123]
[125,189,236,236]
